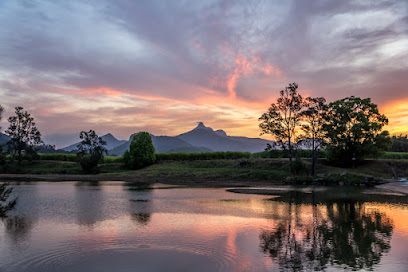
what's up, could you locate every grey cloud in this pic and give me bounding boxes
[0,0,407,135]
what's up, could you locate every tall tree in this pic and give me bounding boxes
[124,132,156,169]
[299,97,327,176]
[6,107,42,164]
[77,130,107,173]
[259,83,303,174]
[323,96,390,165]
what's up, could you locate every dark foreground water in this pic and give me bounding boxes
[1,182,408,272]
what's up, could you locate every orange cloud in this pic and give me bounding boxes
[56,86,125,98]
[226,55,282,98]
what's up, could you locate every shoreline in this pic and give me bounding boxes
[1,173,408,196]
[0,173,280,187]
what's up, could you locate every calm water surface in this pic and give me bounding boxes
[1,182,408,271]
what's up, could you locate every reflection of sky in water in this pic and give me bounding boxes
[0,183,407,271]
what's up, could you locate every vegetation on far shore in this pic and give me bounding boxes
[2,157,408,185]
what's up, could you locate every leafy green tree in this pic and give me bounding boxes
[299,97,327,176]
[6,107,42,164]
[76,130,107,173]
[259,83,303,174]
[0,183,17,218]
[323,96,390,165]
[124,132,156,169]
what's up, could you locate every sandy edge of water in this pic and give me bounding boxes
[376,180,408,195]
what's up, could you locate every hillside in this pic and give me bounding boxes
[0,133,10,146]
[109,134,211,155]
[176,122,274,153]
[50,122,274,155]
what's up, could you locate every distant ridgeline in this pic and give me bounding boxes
[0,133,11,146]
[4,126,408,156]
[56,122,276,156]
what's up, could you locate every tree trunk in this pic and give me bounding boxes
[311,151,316,176]
[311,138,315,176]
[288,136,293,175]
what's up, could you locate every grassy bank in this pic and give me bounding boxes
[0,159,287,182]
[1,158,408,184]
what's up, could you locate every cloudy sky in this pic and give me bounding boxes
[0,0,407,142]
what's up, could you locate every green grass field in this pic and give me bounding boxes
[2,157,408,184]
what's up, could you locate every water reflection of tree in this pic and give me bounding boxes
[125,183,153,227]
[131,211,151,225]
[2,216,35,249]
[260,194,393,271]
[75,182,104,228]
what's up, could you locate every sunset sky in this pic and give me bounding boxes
[0,0,407,142]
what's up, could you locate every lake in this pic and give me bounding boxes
[1,182,408,271]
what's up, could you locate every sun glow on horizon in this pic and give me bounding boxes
[382,100,408,135]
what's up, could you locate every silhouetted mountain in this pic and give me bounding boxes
[48,122,275,155]
[166,146,213,153]
[0,133,11,146]
[176,122,274,153]
[108,133,209,156]
[61,133,126,152]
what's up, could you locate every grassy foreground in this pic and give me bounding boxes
[1,158,408,184]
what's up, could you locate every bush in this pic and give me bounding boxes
[77,154,101,174]
[124,132,156,169]
[377,152,408,160]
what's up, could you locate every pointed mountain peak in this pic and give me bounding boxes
[193,122,213,132]
[102,133,117,141]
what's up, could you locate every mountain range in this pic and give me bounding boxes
[0,123,274,155]
[61,122,274,155]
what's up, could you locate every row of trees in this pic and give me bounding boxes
[0,105,156,173]
[76,130,155,173]
[259,83,391,175]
